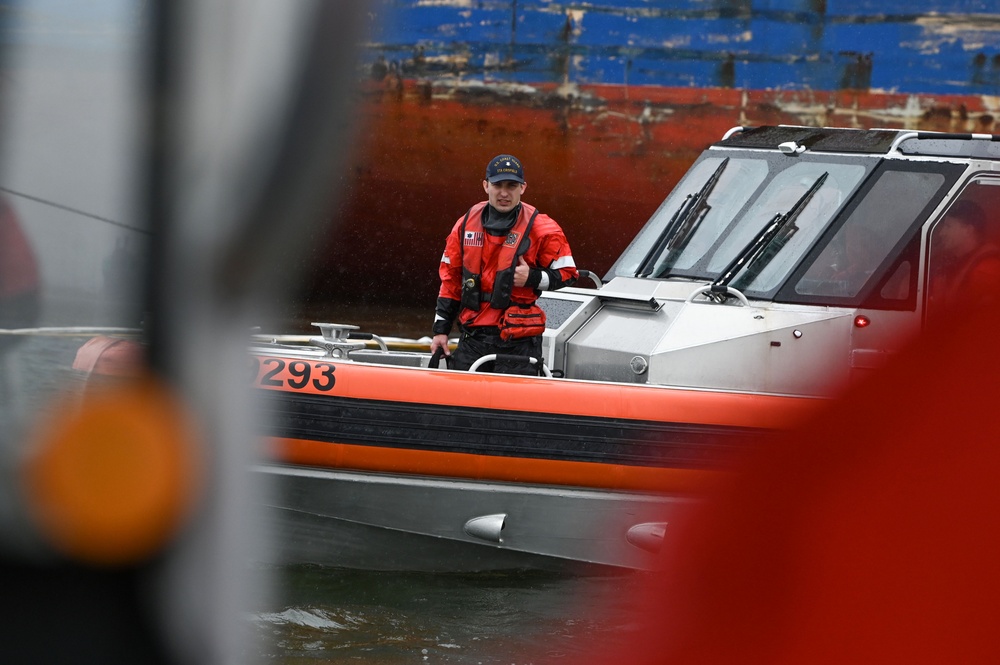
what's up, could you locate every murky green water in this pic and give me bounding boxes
[248,566,652,664]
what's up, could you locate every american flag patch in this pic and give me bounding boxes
[464,230,484,247]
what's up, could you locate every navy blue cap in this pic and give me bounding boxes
[485,154,525,183]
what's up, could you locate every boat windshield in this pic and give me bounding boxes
[619,156,767,280]
[611,151,872,297]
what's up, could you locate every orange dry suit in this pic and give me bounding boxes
[433,201,578,334]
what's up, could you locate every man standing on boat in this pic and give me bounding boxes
[928,199,1000,317]
[429,154,578,375]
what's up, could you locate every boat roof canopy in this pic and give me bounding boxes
[720,125,1000,160]
[718,126,901,154]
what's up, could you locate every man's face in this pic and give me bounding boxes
[936,215,977,261]
[483,179,526,213]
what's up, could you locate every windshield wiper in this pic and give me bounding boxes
[635,157,729,278]
[710,171,829,297]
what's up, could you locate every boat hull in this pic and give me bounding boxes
[252,352,817,571]
[257,465,683,572]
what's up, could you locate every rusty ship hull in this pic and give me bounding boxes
[312,78,1000,317]
[305,0,1000,319]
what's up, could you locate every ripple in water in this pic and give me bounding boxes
[247,565,650,664]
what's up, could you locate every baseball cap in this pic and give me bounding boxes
[486,154,525,183]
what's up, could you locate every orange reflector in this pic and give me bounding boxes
[25,376,203,566]
[854,315,871,328]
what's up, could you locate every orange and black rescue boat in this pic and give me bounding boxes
[71,125,1000,571]
[249,341,818,571]
[234,125,1000,572]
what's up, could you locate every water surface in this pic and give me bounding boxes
[249,565,653,664]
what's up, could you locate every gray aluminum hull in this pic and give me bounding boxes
[256,464,685,573]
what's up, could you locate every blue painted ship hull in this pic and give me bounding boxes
[364,1,1000,96]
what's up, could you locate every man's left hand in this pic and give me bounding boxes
[514,256,531,287]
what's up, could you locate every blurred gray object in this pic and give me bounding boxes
[0,0,368,663]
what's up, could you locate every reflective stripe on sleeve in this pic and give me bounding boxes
[550,255,576,270]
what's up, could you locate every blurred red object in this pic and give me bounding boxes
[73,336,145,378]
[610,306,1000,664]
[0,196,40,338]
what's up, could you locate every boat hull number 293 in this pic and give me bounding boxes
[251,357,337,392]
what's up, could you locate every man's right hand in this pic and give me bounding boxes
[430,333,451,356]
